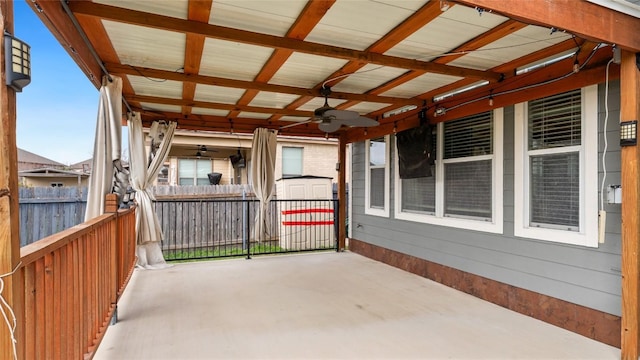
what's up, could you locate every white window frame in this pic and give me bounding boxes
[394,109,503,234]
[514,85,598,247]
[365,135,390,217]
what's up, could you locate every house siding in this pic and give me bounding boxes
[351,82,622,318]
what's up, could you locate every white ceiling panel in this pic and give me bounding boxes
[270,53,349,88]
[296,97,348,111]
[209,0,307,36]
[210,0,307,36]
[345,102,390,114]
[94,0,189,19]
[386,6,507,61]
[371,0,428,11]
[306,0,421,50]
[448,25,573,70]
[238,112,272,120]
[102,21,185,71]
[199,38,273,81]
[194,84,245,104]
[140,103,181,113]
[191,108,230,117]
[330,65,408,94]
[127,75,183,99]
[248,92,301,109]
[380,73,462,98]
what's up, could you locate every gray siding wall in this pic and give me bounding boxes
[351,82,622,316]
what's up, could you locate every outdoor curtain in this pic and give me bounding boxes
[85,75,123,221]
[128,112,177,269]
[249,128,278,241]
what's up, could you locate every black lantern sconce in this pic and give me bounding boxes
[4,31,31,92]
[620,120,638,147]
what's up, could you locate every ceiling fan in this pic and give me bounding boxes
[282,87,379,133]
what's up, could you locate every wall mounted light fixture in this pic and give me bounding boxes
[4,32,31,92]
[620,120,638,146]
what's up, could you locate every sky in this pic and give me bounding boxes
[15,1,117,165]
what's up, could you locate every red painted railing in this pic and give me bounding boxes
[18,206,136,359]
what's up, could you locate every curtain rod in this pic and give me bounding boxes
[59,0,133,114]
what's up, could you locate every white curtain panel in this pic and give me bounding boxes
[128,113,177,269]
[249,128,278,241]
[85,76,123,221]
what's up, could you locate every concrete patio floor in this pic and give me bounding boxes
[94,251,619,359]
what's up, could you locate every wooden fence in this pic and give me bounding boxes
[19,187,88,246]
[17,204,136,359]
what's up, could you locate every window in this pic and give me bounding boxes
[282,147,303,177]
[178,159,211,186]
[394,110,503,233]
[514,85,598,247]
[365,136,389,217]
[50,182,64,187]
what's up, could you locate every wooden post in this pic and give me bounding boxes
[621,50,640,360]
[0,1,24,359]
[337,135,347,251]
[105,193,119,213]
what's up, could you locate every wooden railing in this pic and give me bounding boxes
[17,205,136,359]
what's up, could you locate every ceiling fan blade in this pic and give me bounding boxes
[318,121,342,133]
[340,116,379,127]
[324,109,359,121]
[280,119,313,130]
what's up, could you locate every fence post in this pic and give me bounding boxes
[242,190,251,259]
[105,193,119,324]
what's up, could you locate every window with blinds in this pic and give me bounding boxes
[443,112,493,219]
[527,89,582,230]
[368,138,386,209]
[178,159,211,186]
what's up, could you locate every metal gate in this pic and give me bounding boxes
[155,198,339,261]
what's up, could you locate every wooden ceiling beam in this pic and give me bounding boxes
[334,19,527,112]
[270,0,444,121]
[140,110,334,138]
[181,0,213,115]
[69,1,502,81]
[128,94,314,117]
[457,0,640,52]
[106,62,422,106]
[367,0,444,53]
[228,0,336,119]
[27,0,103,88]
[76,16,136,96]
[406,38,584,106]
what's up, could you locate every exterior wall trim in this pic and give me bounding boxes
[349,238,621,348]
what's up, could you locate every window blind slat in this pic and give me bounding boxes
[530,153,579,228]
[444,160,492,218]
[444,111,493,159]
[528,89,581,150]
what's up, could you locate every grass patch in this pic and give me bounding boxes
[164,243,285,262]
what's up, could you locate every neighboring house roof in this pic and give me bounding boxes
[70,158,93,173]
[17,148,65,168]
[18,168,90,178]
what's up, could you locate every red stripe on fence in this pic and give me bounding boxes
[282,221,334,226]
[281,208,334,215]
